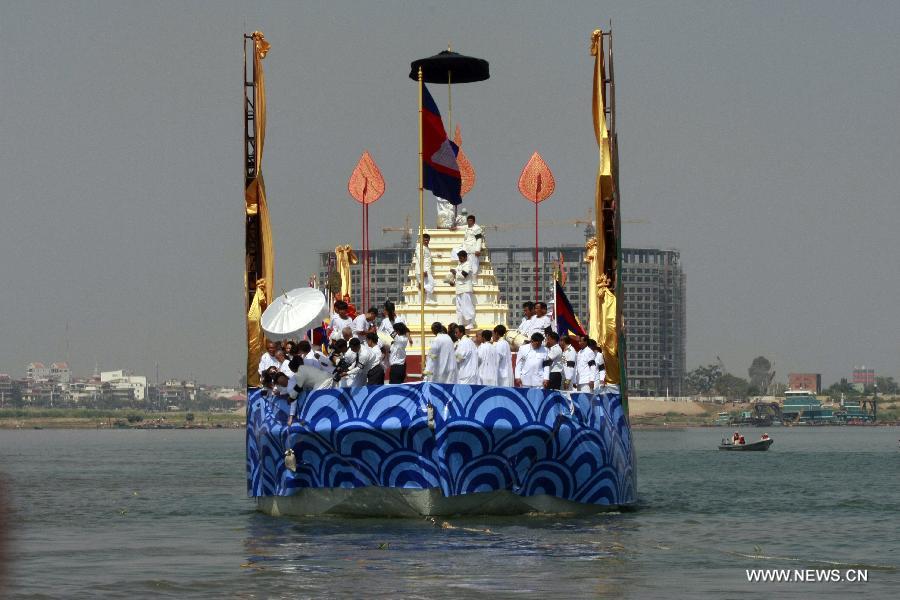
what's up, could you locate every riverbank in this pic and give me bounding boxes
[0,408,245,429]
[2,397,896,429]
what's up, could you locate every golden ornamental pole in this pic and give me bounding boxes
[418,66,426,377]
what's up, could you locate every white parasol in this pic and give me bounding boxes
[261,288,329,341]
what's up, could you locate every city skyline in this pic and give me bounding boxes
[1,2,898,384]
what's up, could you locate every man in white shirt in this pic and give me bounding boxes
[463,214,484,276]
[454,325,479,385]
[560,335,577,390]
[544,331,564,390]
[492,325,513,387]
[514,333,550,389]
[328,301,355,345]
[517,302,535,339]
[589,339,607,388]
[353,307,377,341]
[272,368,334,426]
[532,302,553,337]
[476,330,499,386]
[575,337,597,393]
[450,250,477,329]
[425,322,458,384]
[349,332,384,386]
[412,233,436,304]
[258,341,281,379]
[340,338,362,387]
[293,340,333,373]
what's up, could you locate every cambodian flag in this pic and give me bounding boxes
[422,85,462,204]
[555,281,586,338]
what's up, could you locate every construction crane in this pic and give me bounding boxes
[383,208,648,241]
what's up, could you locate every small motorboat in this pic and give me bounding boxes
[719,437,773,451]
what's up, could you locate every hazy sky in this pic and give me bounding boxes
[2,1,898,386]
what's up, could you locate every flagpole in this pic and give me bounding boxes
[418,67,426,378]
[534,199,539,300]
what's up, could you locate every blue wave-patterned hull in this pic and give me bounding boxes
[246,383,635,516]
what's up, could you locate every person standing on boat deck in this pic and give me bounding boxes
[350,332,384,386]
[533,302,553,336]
[463,214,484,276]
[258,341,281,379]
[476,330,499,386]
[515,333,550,389]
[517,302,536,339]
[589,339,606,388]
[454,325,479,385]
[560,335,577,391]
[328,301,354,346]
[575,338,597,393]
[342,294,358,319]
[492,325,513,387]
[387,322,409,383]
[450,250,477,329]
[424,322,458,383]
[341,338,362,387]
[412,233,436,304]
[353,307,377,342]
[545,331,564,390]
[378,300,404,368]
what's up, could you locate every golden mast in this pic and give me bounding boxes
[586,29,624,389]
[245,31,274,388]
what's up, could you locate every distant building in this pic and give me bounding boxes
[49,362,71,383]
[25,362,50,381]
[852,366,875,387]
[318,242,686,395]
[100,370,147,402]
[158,379,197,409]
[788,373,821,394]
[0,374,17,406]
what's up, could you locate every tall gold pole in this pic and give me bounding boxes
[418,66,426,377]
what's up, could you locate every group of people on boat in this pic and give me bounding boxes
[720,431,771,446]
[257,294,608,397]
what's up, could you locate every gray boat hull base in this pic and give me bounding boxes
[257,488,624,518]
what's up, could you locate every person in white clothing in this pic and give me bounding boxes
[462,214,484,276]
[476,330,499,386]
[356,332,385,386]
[516,302,536,339]
[340,339,361,388]
[589,339,607,388]
[353,307,377,341]
[424,322,458,384]
[492,325,513,387]
[293,340,333,373]
[532,302,553,337]
[454,325,479,385]
[412,233,436,304]
[450,250,477,329]
[387,322,409,384]
[544,331,564,390]
[258,341,281,379]
[574,337,597,393]
[328,301,355,345]
[560,335,577,390]
[514,333,550,389]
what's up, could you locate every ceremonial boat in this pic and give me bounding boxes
[243,30,637,516]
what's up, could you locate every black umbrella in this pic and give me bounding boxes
[408,49,490,83]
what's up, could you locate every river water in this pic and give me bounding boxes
[2,426,897,598]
